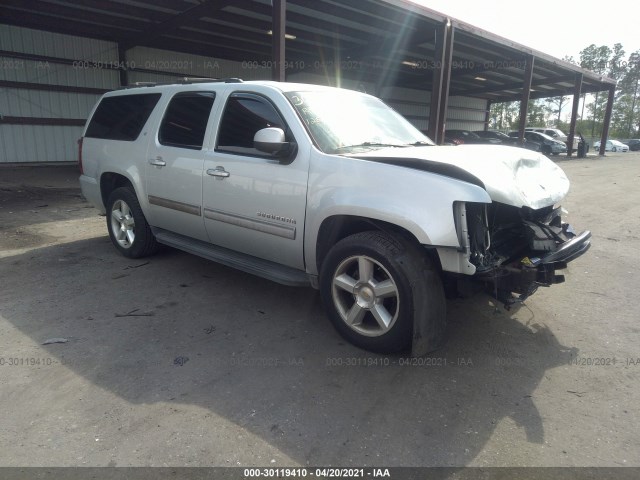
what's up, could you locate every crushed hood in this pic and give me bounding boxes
[352,145,570,209]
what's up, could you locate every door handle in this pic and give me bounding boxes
[149,156,166,167]
[206,167,230,179]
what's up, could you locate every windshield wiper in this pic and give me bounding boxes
[406,141,433,146]
[333,142,409,152]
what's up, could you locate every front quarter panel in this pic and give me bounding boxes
[305,150,491,275]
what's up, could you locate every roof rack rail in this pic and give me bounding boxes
[178,77,244,84]
[118,77,244,90]
[117,82,160,90]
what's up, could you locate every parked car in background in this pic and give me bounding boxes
[473,130,518,144]
[445,129,498,145]
[626,139,640,151]
[474,130,542,152]
[526,127,568,143]
[509,131,567,156]
[593,139,629,152]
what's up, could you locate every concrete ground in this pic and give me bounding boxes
[0,153,638,468]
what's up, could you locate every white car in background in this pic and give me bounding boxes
[593,139,629,152]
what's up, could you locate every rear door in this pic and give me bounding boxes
[146,90,219,241]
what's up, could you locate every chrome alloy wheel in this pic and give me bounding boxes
[110,199,136,249]
[331,255,400,337]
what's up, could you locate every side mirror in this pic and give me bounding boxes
[254,127,292,157]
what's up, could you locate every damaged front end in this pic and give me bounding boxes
[459,201,591,308]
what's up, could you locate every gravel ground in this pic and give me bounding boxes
[0,153,638,469]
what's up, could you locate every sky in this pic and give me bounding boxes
[411,0,640,62]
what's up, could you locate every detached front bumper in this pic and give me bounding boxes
[540,230,591,264]
[492,228,591,308]
[463,201,592,308]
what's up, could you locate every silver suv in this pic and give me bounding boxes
[79,79,591,355]
[525,127,568,143]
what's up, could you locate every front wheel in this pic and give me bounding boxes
[319,231,446,353]
[106,187,159,258]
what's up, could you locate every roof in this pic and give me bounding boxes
[106,79,365,97]
[1,0,616,101]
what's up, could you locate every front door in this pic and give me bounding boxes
[202,92,308,270]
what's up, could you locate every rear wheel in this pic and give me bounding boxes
[612,146,617,152]
[106,187,159,258]
[319,231,446,353]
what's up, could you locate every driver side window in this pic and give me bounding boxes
[216,93,288,157]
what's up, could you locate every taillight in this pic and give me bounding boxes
[78,137,84,174]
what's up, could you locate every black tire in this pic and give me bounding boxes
[542,145,552,156]
[319,231,446,354]
[612,146,617,152]
[106,187,159,258]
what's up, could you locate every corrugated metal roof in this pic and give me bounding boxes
[0,0,615,101]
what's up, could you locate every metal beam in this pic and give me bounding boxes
[343,27,433,63]
[0,116,86,126]
[0,7,133,43]
[427,22,453,144]
[0,80,107,95]
[229,0,373,44]
[449,57,525,80]
[117,44,128,87]
[486,84,611,103]
[197,14,357,54]
[318,0,427,37]
[0,49,114,68]
[484,100,492,131]
[599,86,616,156]
[427,25,445,142]
[567,73,583,158]
[451,74,573,97]
[135,36,271,64]
[517,55,534,144]
[120,0,233,50]
[271,0,286,81]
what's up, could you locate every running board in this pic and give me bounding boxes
[152,229,311,287]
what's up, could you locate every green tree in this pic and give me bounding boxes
[580,44,611,137]
[489,99,549,131]
[545,96,569,124]
[490,47,639,139]
[527,99,550,126]
[614,50,640,137]
[489,100,520,131]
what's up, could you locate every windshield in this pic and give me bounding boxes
[284,90,434,154]
[533,132,554,142]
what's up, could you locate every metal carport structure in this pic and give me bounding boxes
[0,0,617,160]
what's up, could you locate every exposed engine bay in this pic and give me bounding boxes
[463,202,591,308]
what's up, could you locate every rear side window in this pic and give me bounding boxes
[216,93,287,156]
[85,93,161,141]
[158,92,216,150]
